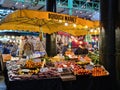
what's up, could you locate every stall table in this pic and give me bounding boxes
[3,58,112,90]
[4,69,62,90]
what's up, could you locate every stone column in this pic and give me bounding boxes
[116,0,120,80]
[46,0,56,12]
[46,0,57,56]
[99,0,120,89]
[100,0,118,79]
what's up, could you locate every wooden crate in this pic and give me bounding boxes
[2,54,11,62]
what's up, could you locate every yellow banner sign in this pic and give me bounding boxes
[48,13,77,23]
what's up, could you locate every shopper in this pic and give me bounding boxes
[74,44,88,55]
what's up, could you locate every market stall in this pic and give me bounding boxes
[0,9,110,90]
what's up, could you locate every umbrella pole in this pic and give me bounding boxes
[39,27,48,57]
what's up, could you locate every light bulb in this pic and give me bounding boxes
[64,23,68,26]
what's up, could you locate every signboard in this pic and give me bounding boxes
[48,13,77,23]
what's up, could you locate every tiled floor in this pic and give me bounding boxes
[0,76,6,90]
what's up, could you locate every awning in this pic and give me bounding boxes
[0,9,100,36]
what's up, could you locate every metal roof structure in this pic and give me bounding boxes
[0,0,100,20]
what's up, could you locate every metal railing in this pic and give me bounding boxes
[12,0,100,12]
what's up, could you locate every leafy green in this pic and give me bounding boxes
[64,55,70,60]
[87,52,99,64]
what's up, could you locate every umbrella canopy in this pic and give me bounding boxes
[0,9,99,36]
[0,18,63,34]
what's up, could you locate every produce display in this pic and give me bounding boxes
[2,54,11,62]
[54,61,75,68]
[87,52,99,64]
[24,59,42,68]
[92,65,109,77]
[7,59,60,80]
[72,65,92,75]
[38,68,60,78]
[76,61,89,65]
[6,54,109,81]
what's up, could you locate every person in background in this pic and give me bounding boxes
[62,43,68,55]
[65,48,75,57]
[11,43,18,57]
[23,39,34,59]
[74,44,88,55]
[93,44,99,54]
[56,39,63,54]
[87,44,94,52]
[2,44,10,54]
[0,41,2,53]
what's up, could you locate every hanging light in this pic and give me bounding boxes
[90,29,94,32]
[15,2,18,5]
[73,24,76,27]
[97,27,100,30]
[97,27,100,32]
[7,36,10,39]
[79,41,83,44]
[22,4,25,7]
[58,20,62,23]
[64,22,68,26]
[11,36,15,39]
[84,25,88,29]
[94,30,97,33]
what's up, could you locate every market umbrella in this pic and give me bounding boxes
[0,18,62,34]
[0,9,100,36]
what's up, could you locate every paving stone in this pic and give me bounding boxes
[0,76,6,90]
